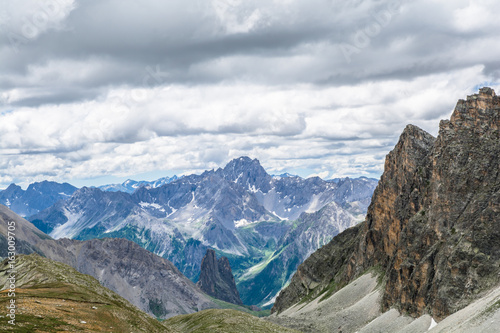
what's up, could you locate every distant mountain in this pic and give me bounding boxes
[272,172,299,178]
[29,156,378,306]
[98,175,181,193]
[0,180,77,217]
[270,88,500,332]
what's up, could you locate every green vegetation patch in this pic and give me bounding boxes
[0,314,73,333]
[210,297,271,317]
[165,309,299,333]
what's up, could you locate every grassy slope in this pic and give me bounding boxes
[165,309,300,333]
[0,254,172,333]
[209,298,271,317]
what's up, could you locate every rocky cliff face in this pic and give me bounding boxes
[197,249,243,305]
[273,87,500,320]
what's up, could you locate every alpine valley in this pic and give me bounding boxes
[16,157,378,306]
[0,88,498,333]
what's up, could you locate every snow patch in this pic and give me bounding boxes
[271,211,288,221]
[235,218,252,228]
[305,194,323,213]
[262,293,278,307]
[139,201,166,212]
[50,209,84,239]
[428,317,437,330]
[248,184,259,193]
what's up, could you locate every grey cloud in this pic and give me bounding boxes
[2,0,499,106]
[1,0,500,187]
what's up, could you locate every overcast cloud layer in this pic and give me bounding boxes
[1,0,500,188]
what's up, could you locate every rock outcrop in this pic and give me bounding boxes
[197,249,243,305]
[273,87,500,321]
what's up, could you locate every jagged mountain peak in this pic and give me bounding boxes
[398,124,436,150]
[0,184,23,200]
[5,183,22,191]
[72,186,104,198]
[225,156,259,167]
[449,87,499,133]
[196,249,243,305]
[220,156,271,189]
[24,180,74,193]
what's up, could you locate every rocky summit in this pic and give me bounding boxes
[197,249,243,305]
[272,87,499,326]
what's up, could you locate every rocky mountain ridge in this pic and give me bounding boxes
[272,88,500,324]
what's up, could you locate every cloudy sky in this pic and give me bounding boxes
[1,0,499,188]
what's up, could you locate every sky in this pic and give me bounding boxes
[1,0,500,189]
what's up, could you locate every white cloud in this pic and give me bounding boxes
[306,171,330,179]
[452,0,500,33]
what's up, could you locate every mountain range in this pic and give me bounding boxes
[26,157,377,306]
[97,175,181,193]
